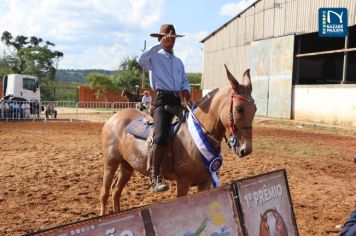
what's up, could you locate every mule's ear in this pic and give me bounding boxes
[224,64,240,92]
[242,69,252,93]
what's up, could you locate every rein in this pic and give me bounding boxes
[185,103,221,146]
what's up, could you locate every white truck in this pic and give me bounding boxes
[2,74,40,103]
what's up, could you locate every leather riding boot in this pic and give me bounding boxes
[150,144,169,192]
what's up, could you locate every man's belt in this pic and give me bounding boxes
[156,89,180,96]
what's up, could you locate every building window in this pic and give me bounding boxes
[293,25,356,84]
[346,26,356,82]
[23,78,36,91]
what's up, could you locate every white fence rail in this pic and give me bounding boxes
[0,101,141,122]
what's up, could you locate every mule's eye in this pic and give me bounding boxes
[236,106,243,114]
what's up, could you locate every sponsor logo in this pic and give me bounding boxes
[319,8,348,37]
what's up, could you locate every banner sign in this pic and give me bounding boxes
[30,210,145,236]
[148,187,241,235]
[31,187,242,236]
[30,170,299,236]
[233,169,299,236]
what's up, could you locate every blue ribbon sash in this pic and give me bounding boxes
[186,111,222,188]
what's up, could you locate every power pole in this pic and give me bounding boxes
[141,40,146,88]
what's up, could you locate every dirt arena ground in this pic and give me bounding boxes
[0,118,355,235]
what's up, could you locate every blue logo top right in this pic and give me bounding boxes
[319,8,348,37]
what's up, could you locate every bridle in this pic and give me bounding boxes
[186,91,255,150]
[226,92,255,149]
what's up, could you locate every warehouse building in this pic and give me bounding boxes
[201,0,356,126]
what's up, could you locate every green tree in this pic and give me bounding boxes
[85,72,115,98]
[18,46,63,80]
[0,31,63,81]
[112,57,148,89]
[187,73,201,85]
[84,57,149,96]
[0,56,14,79]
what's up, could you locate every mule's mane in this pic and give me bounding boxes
[194,88,220,108]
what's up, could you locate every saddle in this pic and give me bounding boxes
[126,105,187,174]
[126,105,187,141]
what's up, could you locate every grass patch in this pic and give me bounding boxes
[253,137,338,159]
[312,124,342,133]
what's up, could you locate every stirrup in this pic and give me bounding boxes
[151,177,168,192]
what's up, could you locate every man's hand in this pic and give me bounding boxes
[181,90,191,103]
[160,30,175,53]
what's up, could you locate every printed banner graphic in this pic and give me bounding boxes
[149,188,241,235]
[32,187,241,236]
[235,169,298,236]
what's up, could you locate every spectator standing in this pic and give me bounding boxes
[21,102,31,119]
[11,102,20,119]
[4,101,10,118]
[0,101,4,119]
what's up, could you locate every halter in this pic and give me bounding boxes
[226,93,254,149]
[186,91,255,149]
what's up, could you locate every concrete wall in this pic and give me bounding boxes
[79,86,203,103]
[293,85,356,126]
[79,86,129,102]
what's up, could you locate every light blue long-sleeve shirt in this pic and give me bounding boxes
[138,44,191,92]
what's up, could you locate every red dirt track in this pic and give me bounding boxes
[0,119,355,235]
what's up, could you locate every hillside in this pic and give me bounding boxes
[55,69,114,84]
[55,69,201,86]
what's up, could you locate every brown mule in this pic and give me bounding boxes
[100,65,257,215]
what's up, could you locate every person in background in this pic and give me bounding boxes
[11,102,20,119]
[0,101,4,119]
[340,204,356,236]
[21,102,31,119]
[4,101,10,118]
[141,90,152,112]
[138,24,191,192]
[45,102,57,119]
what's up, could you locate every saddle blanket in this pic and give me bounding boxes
[126,116,153,140]
[126,116,180,140]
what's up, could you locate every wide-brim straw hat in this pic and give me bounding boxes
[150,24,184,38]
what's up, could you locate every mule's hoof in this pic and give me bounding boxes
[152,182,169,192]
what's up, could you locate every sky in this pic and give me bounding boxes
[0,0,255,73]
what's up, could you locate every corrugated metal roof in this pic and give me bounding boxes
[201,0,356,43]
[273,0,286,37]
[200,0,261,43]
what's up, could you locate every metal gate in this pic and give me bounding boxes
[250,35,295,119]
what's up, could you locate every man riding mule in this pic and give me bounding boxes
[138,24,191,192]
[101,26,256,214]
[100,62,256,215]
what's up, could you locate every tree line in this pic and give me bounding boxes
[84,57,201,99]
